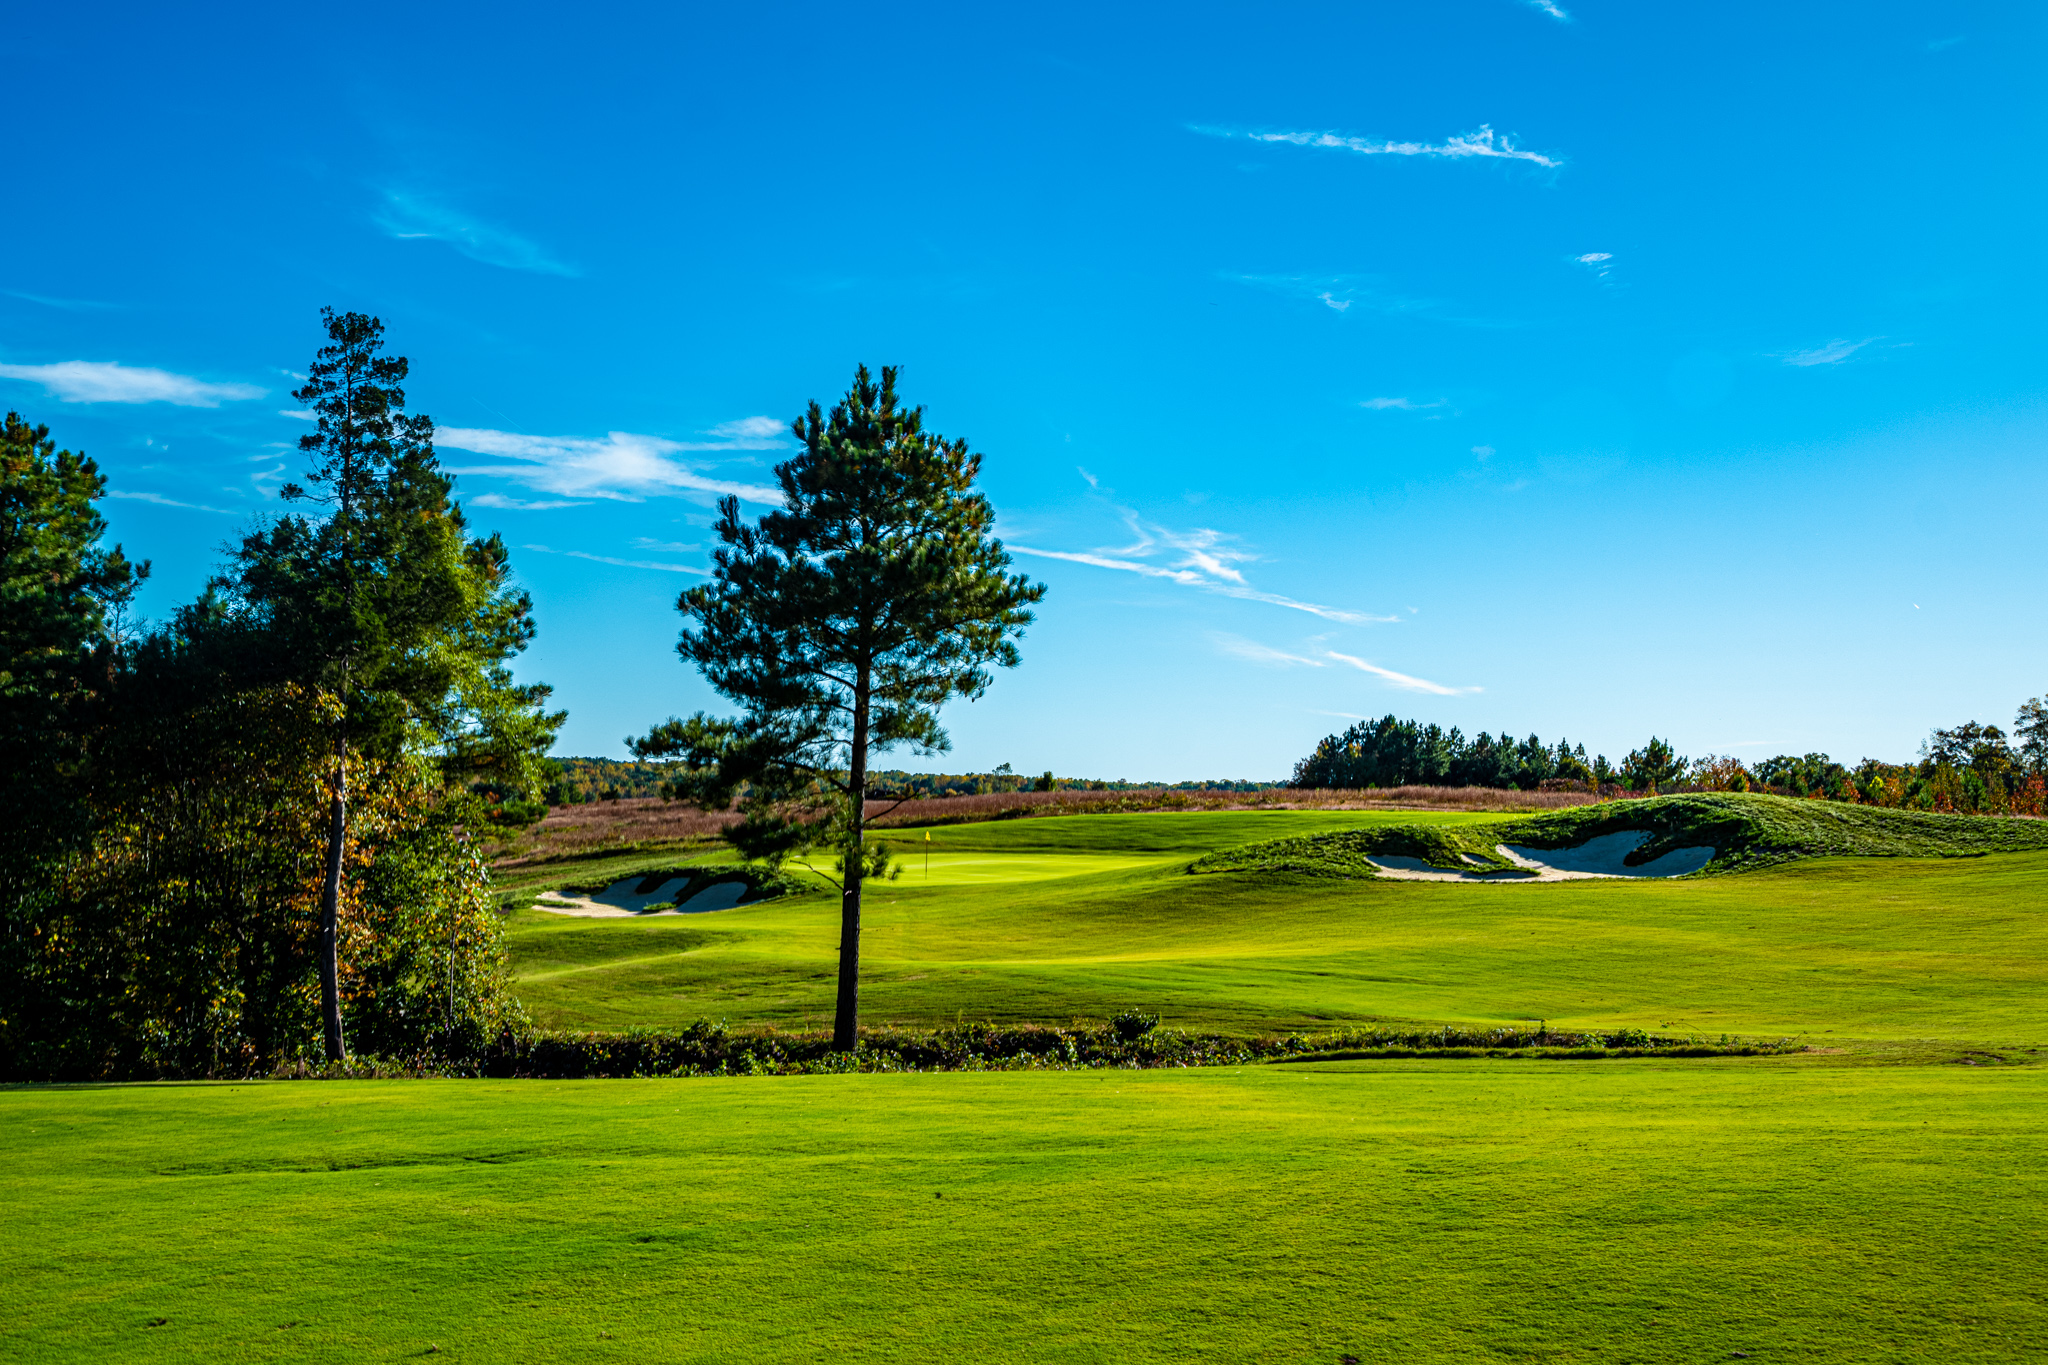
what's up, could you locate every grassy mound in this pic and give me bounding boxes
[1190,792,2048,878]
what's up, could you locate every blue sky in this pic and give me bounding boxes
[5,0,2044,778]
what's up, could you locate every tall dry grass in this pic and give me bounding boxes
[490,783,1600,868]
[489,800,742,870]
[870,783,1596,825]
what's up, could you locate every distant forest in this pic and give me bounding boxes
[1293,703,2048,817]
[545,757,1279,805]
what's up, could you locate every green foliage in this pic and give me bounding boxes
[218,309,563,799]
[0,412,151,1073]
[0,315,562,1077]
[1619,736,1686,792]
[2018,696,2048,775]
[545,755,677,802]
[0,679,526,1081]
[0,414,148,883]
[217,309,559,1058]
[631,365,1044,1045]
[1110,1010,1159,1042]
[0,411,149,735]
[634,364,1044,818]
[458,1017,1780,1077]
[1292,714,1594,790]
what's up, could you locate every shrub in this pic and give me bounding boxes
[1111,1011,1159,1042]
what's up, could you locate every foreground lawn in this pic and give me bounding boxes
[4,1062,2041,1363]
[504,810,2048,1048]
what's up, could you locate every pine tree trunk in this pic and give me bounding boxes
[833,671,869,1052]
[317,729,348,1062]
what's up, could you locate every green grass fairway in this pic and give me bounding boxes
[874,809,1504,854]
[5,1063,2042,1363]
[859,850,1179,886]
[504,808,2048,1048]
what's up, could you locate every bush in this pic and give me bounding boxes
[1111,1011,1159,1042]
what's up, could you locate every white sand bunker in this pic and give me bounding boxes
[1367,832,1714,883]
[536,877,754,917]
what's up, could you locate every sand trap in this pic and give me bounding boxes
[536,877,754,917]
[1366,831,1714,883]
[1502,832,1714,878]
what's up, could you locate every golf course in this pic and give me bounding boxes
[8,796,2046,1362]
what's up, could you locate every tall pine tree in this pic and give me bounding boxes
[634,366,1043,1050]
[240,308,560,1060]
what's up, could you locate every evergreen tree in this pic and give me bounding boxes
[2017,698,2048,776]
[1620,738,1686,793]
[633,365,1043,1050]
[0,413,148,1067]
[225,309,560,1059]
[0,411,148,793]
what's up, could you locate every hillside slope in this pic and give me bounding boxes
[1191,792,2048,878]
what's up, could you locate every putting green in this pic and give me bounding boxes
[4,1063,2042,1363]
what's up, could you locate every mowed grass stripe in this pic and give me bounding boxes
[4,1064,2042,1363]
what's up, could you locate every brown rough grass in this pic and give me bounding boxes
[489,784,1599,869]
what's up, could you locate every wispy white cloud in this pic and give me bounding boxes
[1213,634,1326,668]
[0,361,264,407]
[693,416,787,448]
[1012,508,1397,626]
[106,489,235,514]
[375,190,579,276]
[520,543,707,574]
[1216,634,1475,693]
[1227,273,1511,329]
[1525,0,1570,21]
[1325,650,1478,696]
[1573,251,1615,282]
[3,289,117,311]
[1361,397,1443,411]
[1013,546,1205,585]
[279,408,315,421]
[469,492,589,510]
[1227,585,1397,623]
[438,425,785,503]
[1197,123,1562,170]
[1780,337,1880,367]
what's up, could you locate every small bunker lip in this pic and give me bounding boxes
[1365,831,1715,883]
[1363,854,1535,883]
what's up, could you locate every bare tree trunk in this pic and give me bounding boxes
[832,670,869,1052]
[317,725,348,1061]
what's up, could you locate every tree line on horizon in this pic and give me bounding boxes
[543,755,1281,804]
[1291,710,2048,817]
